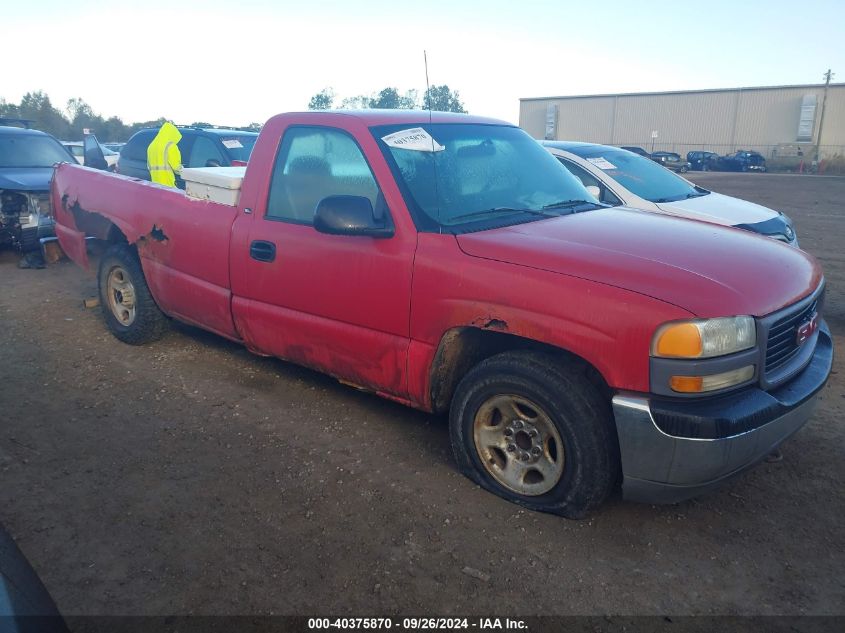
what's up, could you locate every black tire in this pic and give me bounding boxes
[680,165,689,173]
[97,243,168,345]
[449,351,620,519]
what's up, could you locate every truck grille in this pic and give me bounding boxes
[764,294,821,373]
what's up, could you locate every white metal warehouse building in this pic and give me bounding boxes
[520,83,845,160]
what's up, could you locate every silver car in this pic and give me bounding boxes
[543,141,797,245]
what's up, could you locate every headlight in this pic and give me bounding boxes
[783,218,795,242]
[652,316,756,359]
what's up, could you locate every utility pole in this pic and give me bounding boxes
[815,68,834,162]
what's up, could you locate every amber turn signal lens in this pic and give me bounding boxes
[654,323,703,358]
[669,375,704,393]
[670,366,755,393]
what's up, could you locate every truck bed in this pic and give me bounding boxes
[51,162,241,338]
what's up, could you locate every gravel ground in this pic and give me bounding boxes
[0,172,843,616]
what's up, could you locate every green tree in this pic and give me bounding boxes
[340,95,370,109]
[370,87,416,109]
[101,116,131,142]
[308,88,335,110]
[66,97,107,138]
[423,85,466,113]
[18,91,72,138]
[0,98,21,120]
[66,97,94,122]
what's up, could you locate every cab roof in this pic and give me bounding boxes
[269,109,511,127]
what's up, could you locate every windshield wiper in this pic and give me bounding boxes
[542,199,598,210]
[449,207,558,222]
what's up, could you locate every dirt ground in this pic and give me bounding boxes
[1,173,843,617]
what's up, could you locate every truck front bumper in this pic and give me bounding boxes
[613,322,833,504]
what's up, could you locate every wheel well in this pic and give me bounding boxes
[66,201,127,245]
[429,327,611,414]
[105,223,128,244]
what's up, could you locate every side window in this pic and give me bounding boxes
[560,159,621,206]
[266,127,380,224]
[187,136,226,168]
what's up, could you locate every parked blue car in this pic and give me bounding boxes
[719,150,767,172]
[0,125,73,251]
[687,151,721,171]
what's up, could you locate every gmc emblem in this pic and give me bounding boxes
[795,312,819,346]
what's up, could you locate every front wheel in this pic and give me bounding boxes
[97,243,169,344]
[680,165,689,173]
[449,351,620,518]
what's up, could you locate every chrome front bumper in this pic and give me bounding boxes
[613,323,832,504]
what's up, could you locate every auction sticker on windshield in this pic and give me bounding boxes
[586,157,617,170]
[381,128,445,152]
[222,139,244,149]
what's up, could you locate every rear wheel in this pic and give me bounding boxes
[98,243,168,344]
[449,351,619,518]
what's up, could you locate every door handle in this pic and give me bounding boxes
[249,240,276,263]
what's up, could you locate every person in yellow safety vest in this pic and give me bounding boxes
[147,122,183,187]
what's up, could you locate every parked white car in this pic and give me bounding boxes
[62,141,119,171]
[543,141,797,245]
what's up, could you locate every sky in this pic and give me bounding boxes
[3,0,844,128]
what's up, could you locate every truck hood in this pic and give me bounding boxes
[655,191,778,226]
[0,167,54,192]
[456,207,821,318]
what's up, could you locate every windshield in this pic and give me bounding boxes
[372,123,598,231]
[0,134,73,168]
[218,134,258,162]
[570,147,706,203]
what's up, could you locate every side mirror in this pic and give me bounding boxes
[585,185,601,200]
[83,134,108,171]
[314,195,394,238]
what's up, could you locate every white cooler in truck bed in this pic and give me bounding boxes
[181,166,247,206]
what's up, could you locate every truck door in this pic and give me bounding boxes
[230,125,416,398]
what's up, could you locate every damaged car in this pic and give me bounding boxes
[0,126,71,251]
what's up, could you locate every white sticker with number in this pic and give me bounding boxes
[381,128,445,152]
[586,157,617,170]
[222,139,244,149]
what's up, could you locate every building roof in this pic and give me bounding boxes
[520,82,845,102]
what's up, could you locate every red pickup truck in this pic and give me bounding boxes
[51,110,832,517]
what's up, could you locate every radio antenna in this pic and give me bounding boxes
[424,49,432,122]
[423,49,441,232]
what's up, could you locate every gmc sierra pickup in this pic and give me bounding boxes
[51,110,832,517]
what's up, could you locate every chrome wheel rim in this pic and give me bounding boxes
[472,394,564,496]
[106,266,137,326]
